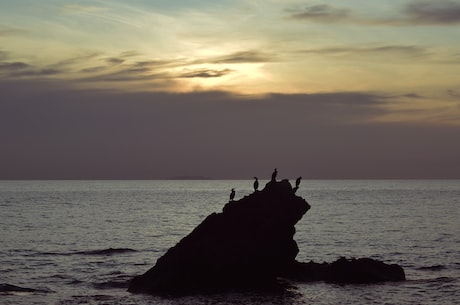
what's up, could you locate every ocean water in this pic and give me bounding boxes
[0,180,459,305]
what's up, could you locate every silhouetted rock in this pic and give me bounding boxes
[128,179,405,295]
[129,179,309,294]
[283,257,406,283]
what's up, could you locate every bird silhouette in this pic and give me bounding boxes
[271,168,277,182]
[295,176,302,188]
[230,188,235,201]
[253,177,259,192]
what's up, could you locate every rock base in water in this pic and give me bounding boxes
[284,257,406,284]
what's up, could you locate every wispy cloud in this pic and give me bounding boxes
[105,57,125,65]
[61,4,110,14]
[80,66,106,73]
[8,68,62,78]
[0,62,31,71]
[0,50,7,61]
[287,4,351,23]
[0,60,62,78]
[0,25,26,36]
[206,51,278,64]
[0,48,274,83]
[299,45,430,59]
[84,67,154,82]
[288,1,460,26]
[59,3,146,29]
[178,68,233,78]
[404,1,460,25]
[50,52,102,69]
[381,93,426,99]
[447,89,460,98]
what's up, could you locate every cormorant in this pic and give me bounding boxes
[253,177,259,192]
[230,188,235,201]
[295,176,302,188]
[271,168,278,182]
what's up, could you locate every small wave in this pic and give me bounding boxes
[75,248,137,256]
[0,283,51,294]
[409,277,456,285]
[92,279,130,290]
[32,248,137,257]
[48,274,84,286]
[417,265,446,271]
[92,274,132,290]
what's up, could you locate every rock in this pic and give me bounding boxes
[128,179,310,294]
[128,179,405,295]
[283,257,406,283]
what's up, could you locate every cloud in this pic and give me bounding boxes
[106,57,125,65]
[83,67,154,82]
[287,4,351,23]
[299,45,430,59]
[132,59,184,68]
[404,0,460,25]
[288,1,460,26]
[61,4,110,14]
[1,80,459,179]
[66,52,103,64]
[0,48,275,85]
[400,93,425,99]
[120,50,142,58]
[0,50,7,61]
[202,51,277,64]
[178,68,233,78]
[0,62,32,71]
[0,25,26,36]
[0,50,148,82]
[447,89,460,98]
[0,59,62,78]
[80,66,106,73]
[8,68,62,77]
[380,93,425,99]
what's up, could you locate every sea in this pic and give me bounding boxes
[0,180,459,305]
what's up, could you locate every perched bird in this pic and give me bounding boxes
[293,176,302,193]
[295,176,302,188]
[230,188,235,201]
[271,168,278,182]
[253,177,259,192]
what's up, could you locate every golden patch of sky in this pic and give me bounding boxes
[1,0,460,124]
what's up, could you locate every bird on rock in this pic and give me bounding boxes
[253,177,259,192]
[230,188,235,201]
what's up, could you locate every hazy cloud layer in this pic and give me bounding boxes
[1,80,459,179]
[288,1,460,26]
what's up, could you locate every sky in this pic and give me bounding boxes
[1,0,460,179]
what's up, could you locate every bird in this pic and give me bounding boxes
[271,168,278,182]
[253,177,259,192]
[230,188,235,201]
[295,176,302,188]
